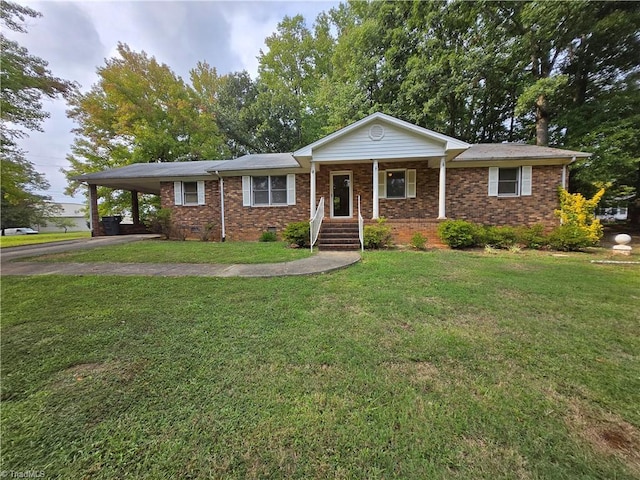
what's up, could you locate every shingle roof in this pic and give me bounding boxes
[453,143,590,162]
[212,153,299,172]
[74,154,301,182]
[75,161,228,181]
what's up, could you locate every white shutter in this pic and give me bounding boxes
[521,166,532,196]
[286,174,296,205]
[174,181,183,205]
[378,170,386,198]
[407,169,417,198]
[197,180,206,205]
[242,176,251,206]
[488,167,499,197]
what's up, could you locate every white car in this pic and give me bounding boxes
[3,227,39,235]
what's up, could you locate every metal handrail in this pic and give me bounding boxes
[358,195,364,251]
[309,196,325,252]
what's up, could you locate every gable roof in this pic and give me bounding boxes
[453,144,590,162]
[293,112,470,158]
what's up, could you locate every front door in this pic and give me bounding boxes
[331,172,352,218]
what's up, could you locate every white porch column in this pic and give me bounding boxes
[438,156,447,219]
[372,160,379,219]
[310,161,316,218]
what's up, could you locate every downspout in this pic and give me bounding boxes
[216,171,226,242]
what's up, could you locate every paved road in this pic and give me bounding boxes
[0,235,361,277]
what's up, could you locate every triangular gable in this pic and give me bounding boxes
[294,112,469,162]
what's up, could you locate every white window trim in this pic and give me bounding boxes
[174,181,205,206]
[242,175,296,207]
[378,169,417,199]
[488,166,532,197]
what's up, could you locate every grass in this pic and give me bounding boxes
[26,240,313,264]
[1,249,639,478]
[0,231,90,248]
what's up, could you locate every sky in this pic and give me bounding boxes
[8,0,338,203]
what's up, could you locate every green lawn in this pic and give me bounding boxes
[2,250,639,478]
[0,231,90,248]
[26,240,313,264]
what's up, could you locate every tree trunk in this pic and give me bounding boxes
[535,94,549,146]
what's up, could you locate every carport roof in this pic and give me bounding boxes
[73,154,302,194]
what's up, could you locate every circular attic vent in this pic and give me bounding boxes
[368,124,385,141]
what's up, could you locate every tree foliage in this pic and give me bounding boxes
[1,1,73,229]
[65,0,640,223]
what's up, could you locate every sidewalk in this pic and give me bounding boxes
[1,236,361,277]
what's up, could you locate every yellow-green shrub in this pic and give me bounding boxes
[555,188,604,245]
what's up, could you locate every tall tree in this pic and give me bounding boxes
[255,13,335,150]
[1,2,72,230]
[65,44,227,213]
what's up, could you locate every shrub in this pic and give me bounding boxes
[144,208,173,239]
[483,225,519,249]
[283,221,310,247]
[437,220,478,249]
[410,232,427,250]
[547,224,594,251]
[259,231,277,242]
[555,188,604,244]
[200,223,216,242]
[364,218,393,249]
[516,224,548,249]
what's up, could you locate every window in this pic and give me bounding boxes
[386,170,406,198]
[488,166,532,197]
[252,175,287,205]
[242,175,296,207]
[183,182,199,204]
[498,168,519,196]
[377,169,417,199]
[174,181,205,206]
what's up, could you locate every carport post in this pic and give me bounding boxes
[89,184,99,236]
[131,190,140,224]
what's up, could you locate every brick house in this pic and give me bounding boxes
[76,112,589,248]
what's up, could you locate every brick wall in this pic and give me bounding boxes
[446,165,562,229]
[156,164,563,243]
[161,175,311,241]
[160,180,222,240]
[222,174,311,241]
[315,162,438,219]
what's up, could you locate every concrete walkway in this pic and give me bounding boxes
[1,236,361,277]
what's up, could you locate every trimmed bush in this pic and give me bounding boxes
[283,221,310,247]
[364,218,393,249]
[516,224,547,249]
[437,220,478,249]
[547,224,595,251]
[259,231,277,242]
[410,232,427,250]
[481,225,518,249]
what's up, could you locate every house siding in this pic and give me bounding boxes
[222,174,310,241]
[313,123,445,161]
[161,180,222,240]
[158,165,562,244]
[445,165,562,228]
[315,161,438,220]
